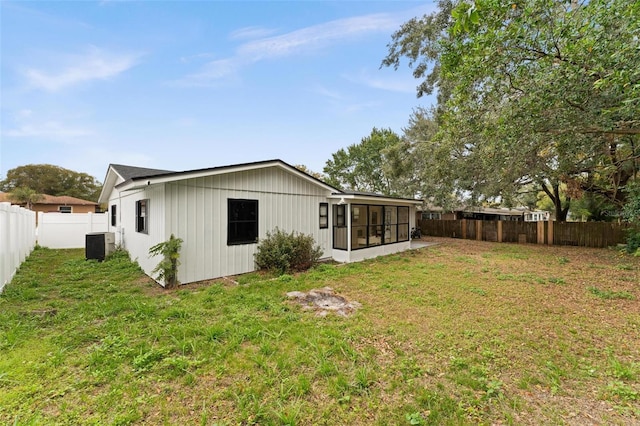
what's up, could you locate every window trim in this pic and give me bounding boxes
[227,198,259,246]
[136,199,149,234]
[58,206,72,213]
[319,202,329,229]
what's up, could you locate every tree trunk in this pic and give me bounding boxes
[541,181,570,222]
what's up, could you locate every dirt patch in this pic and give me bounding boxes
[286,287,361,317]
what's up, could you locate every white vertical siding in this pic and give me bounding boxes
[105,174,126,246]
[106,184,166,282]
[165,166,332,284]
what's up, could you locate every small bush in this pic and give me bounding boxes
[625,229,640,255]
[254,228,323,274]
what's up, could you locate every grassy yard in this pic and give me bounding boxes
[1,238,639,425]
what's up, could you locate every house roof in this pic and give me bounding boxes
[98,164,176,204]
[114,159,341,193]
[101,159,421,205]
[0,193,98,205]
[109,164,175,181]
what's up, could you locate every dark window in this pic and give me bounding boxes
[59,206,72,213]
[111,205,117,226]
[228,199,258,245]
[421,212,441,220]
[136,199,148,233]
[319,203,329,229]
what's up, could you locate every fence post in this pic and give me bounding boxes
[497,220,503,243]
[461,219,467,239]
[476,220,483,241]
[547,220,554,245]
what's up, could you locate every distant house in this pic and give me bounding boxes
[98,160,419,286]
[0,192,99,223]
[417,205,526,223]
[524,211,550,222]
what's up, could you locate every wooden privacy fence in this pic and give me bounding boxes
[0,202,37,292]
[421,219,631,248]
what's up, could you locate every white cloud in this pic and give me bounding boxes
[237,13,399,60]
[174,10,414,87]
[229,26,278,41]
[24,46,141,92]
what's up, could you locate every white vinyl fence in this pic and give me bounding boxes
[1,202,37,293]
[38,212,108,249]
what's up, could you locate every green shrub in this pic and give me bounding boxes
[622,183,640,254]
[625,229,640,255]
[149,234,183,288]
[254,228,323,274]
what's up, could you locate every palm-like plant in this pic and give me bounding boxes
[8,187,43,210]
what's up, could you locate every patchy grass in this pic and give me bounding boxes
[1,239,639,425]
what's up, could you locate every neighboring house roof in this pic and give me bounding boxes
[0,192,98,206]
[462,206,525,216]
[419,204,527,216]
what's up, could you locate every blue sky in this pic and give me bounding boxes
[1,1,437,184]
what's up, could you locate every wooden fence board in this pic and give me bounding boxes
[421,219,629,248]
[502,221,538,244]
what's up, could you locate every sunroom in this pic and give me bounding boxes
[328,192,420,263]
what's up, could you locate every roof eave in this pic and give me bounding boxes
[328,193,421,205]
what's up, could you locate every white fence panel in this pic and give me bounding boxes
[0,202,37,293]
[38,212,108,249]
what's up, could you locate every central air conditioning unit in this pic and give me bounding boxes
[86,232,116,261]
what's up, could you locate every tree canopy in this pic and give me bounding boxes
[384,0,640,220]
[0,164,102,202]
[323,128,416,197]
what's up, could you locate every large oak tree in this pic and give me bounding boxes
[323,128,416,197]
[1,164,102,202]
[384,0,639,220]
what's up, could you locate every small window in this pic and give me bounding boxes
[228,199,258,245]
[319,203,328,229]
[111,205,117,226]
[59,206,72,213]
[421,212,441,220]
[136,199,148,233]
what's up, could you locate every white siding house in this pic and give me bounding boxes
[98,160,419,285]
